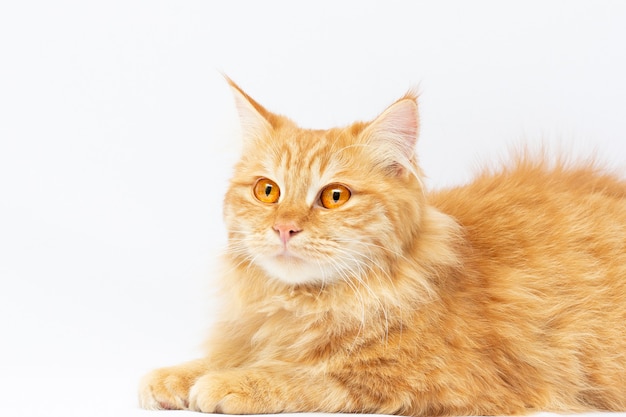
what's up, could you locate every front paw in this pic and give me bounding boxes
[139,361,207,410]
[188,371,279,414]
[188,373,237,413]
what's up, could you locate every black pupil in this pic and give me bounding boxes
[332,190,341,202]
[265,185,273,196]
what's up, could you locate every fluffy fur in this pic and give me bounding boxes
[139,79,626,415]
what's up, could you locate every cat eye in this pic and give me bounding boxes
[253,178,280,204]
[320,184,351,209]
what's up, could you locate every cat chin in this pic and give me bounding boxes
[255,254,337,286]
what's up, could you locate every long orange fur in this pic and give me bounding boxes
[139,79,626,415]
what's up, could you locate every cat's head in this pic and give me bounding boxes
[223,78,426,286]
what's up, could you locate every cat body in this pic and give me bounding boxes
[139,80,626,415]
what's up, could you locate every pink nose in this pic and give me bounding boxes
[273,223,302,245]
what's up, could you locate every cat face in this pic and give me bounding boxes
[223,80,425,286]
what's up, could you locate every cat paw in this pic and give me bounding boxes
[188,372,267,414]
[138,366,197,410]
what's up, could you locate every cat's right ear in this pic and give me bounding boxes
[224,76,273,142]
[359,91,420,177]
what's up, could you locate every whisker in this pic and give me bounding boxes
[333,238,409,262]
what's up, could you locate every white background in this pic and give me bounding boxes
[1,1,625,416]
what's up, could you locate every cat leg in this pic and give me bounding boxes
[138,358,210,410]
[188,367,350,414]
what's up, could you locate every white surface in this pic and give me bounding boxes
[1,1,625,416]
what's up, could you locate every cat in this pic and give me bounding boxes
[138,77,626,415]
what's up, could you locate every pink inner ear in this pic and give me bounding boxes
[230,87,273,142]
[386,99,418,153]
[368,98,419,162]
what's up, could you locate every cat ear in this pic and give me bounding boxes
[360,92,419,176]
[224,76,273,142]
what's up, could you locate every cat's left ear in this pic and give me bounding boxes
[360,92,419,177]
[224,76,273,142]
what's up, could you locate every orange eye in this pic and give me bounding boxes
[320,184,351,209]
[253,178,280,204]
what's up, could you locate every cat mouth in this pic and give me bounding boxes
[255,243,342,285]
[271,247,314,268]
[275,250,304,262]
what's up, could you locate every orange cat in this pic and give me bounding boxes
[139,78,626,415]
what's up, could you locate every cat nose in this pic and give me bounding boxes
[273,223,302,245]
